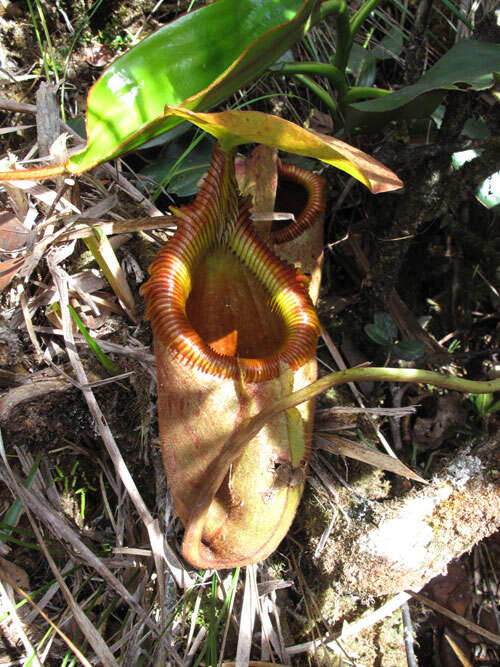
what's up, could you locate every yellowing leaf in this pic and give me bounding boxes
[163,106,403,193]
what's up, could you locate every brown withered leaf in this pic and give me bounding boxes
[309,108,335,134]
[0,257,24,292]
[84,44,115,68]
[0,211,29,251]
[0,555,30,590]
[235,145,279,240]
[315,431,427,484]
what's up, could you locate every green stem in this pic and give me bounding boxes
[303,368,500,402]
[291,73,340,124]
[342,86,391,104]
[240,367,500,449]
[332,6,351,74]
[350,0,388,40]
[199,367,500,519]
[277,62,348,97]
[34,0,59,84]
[311,0,347,24]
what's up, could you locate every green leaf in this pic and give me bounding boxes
[472,393,494,416]
[393,339,426,361]
[347,43,377,88]
[0,0,320,181]
[346,39,500,131]
[476,171,500,211]
[66,0,317,174]
[486,399,500,415]
[365,323,393,346]
[346,27,404,89]
[371,26,404,61]
[365,312,400,347]
[374,311,398,341]
[446,117,499,212]
[139,133,216,197]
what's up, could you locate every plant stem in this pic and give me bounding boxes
[277,62,349,97]
[233,368,500,461]
[290,73,341,125]
[305,367,500,403]
[350,0,388,40]
[342,86,391,104]
[332,6,351,74]
[0,164,66,180]
[312,0,347,23]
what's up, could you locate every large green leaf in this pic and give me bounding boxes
[346,39,500,131]
[161,106,403,193]
[0,0,319,180]
[68,0,318,173]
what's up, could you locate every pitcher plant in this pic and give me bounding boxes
[141,144,326,568]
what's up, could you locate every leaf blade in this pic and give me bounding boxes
[316,432,427,484]
[347,39,500,130]
[66,0,317,174]
[162,106,404,193]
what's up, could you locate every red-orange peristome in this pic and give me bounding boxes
[141,145,320,383]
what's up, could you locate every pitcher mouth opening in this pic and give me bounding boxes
[186,245,287,359]
[141,145,320,383]
[270,160,325,244]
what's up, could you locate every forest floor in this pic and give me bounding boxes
[0,1,499,665]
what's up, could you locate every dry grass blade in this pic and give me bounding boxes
[236,565,258,666]
[317,405,417,417]
[48,258,192,591]
[24,560,74,626]
[83,228,137,322]
[290,551,325,662]
[1,175,79,214]
[58,214,177,241]
[0,464,154,635]
[185,585,204,658]
[18,283,43,359]
[185,627,207,665]
[0,579,42,666]
[0,96,37,113]
[315,432,427,483]
[444,633,473,667]
[286,592,412,656]
[0,439,118,666]
[57,211,288,242]
[217,569,240,667]
[408,591,500,646]
[1,574,94,667]
[257,587,287,662]
[102,161,164,217]
[321,327,398,458]
[224,663,291,666]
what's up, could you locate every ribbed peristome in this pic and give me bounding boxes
[271,159,326,244]
[141,144,320,383]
